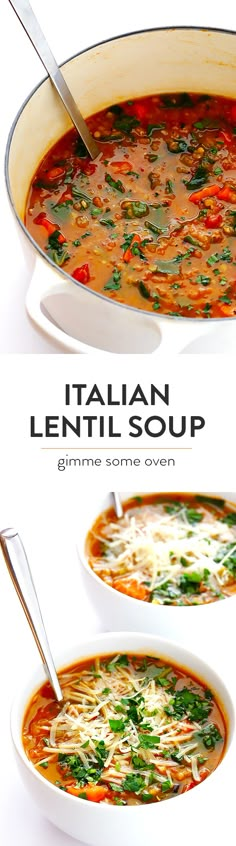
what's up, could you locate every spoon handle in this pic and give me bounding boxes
[0,529,63,701]
[8,0,99,160]
[112,493,124,518]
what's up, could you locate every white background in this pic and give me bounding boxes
[1,0,236,351]
[0,353,235,843]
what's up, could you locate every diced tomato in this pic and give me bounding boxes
[182,768,209,793]
[217,302,236,316]
[131,102,148,121]
[204,213,222,228]
[110,160,134,174]
[80,160,97,176]
[44,166,66,182]
[230,104,236,124]
[72,263,90,284]
[58,187,72,203]
[34,213,66,242]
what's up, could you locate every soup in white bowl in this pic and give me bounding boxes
[78,492,236,645]
[11,633,234,846]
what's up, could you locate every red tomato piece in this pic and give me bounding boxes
[80,161,97,176]
[45,166,66,182]
[123,233,141,263]
[182,768,209,793]
[204,213,222,228]
[230,104,236,124]
[72,263,90,284]
[130,102,148,121]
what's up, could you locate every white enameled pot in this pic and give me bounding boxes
[5,27,236,353]
[78,491,236,650]
[11,632,235,845]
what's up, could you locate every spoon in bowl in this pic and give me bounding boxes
[0,528,63,702]
[112,493,124,518]
[8,0,99,160]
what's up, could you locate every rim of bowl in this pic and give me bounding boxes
[10,631,235,812]
[78,492,236,613]
[4,24,236,325]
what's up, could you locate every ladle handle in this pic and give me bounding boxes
[8,0,99,159]
[0,529,63,701]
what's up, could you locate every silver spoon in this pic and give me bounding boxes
[0,528,63,702]
[112,493,124,518]
[8,0,99,160]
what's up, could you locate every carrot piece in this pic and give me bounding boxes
[67,786,81,797]
[114,578,148,600]
[189,185,220,204]
[34,213,66,242]
[83,785,109,802]
[123,233,141,263]
[218,186,236,202]
[66,784,109,801]
[110,161,134,174]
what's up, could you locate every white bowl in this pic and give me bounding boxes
[11,632,235,846]
[5,27,236,354]
[78,492,236,649]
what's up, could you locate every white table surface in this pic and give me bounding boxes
[1,0,236,352]
[0,512,235,846]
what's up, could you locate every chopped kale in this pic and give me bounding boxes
[160,93,193,108]
[196,723,222,749]
[139,734,160,748]
[185,166,209,190]
[109,719,126,732]
[104,268,122,291]
[122,773,145,793]
[105,173,125,193]
[165,687,213,723]
[221,512,236,526]
[114,114,140,135]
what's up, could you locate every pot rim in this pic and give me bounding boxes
[5,24,236,325]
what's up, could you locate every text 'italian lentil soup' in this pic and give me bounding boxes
[86,494,236,605]
[25,93,236,318]
[23,653,226,804]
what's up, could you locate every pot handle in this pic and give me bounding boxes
[26,257,106,354]
[153,315,215,354]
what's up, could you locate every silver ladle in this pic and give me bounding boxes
[8,0,99,160]
[112,493,124,518]
[0,528,63,702]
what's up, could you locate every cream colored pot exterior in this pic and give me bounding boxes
[11,633,235,845]
[78,491,236,649]
[6,28,236,353]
